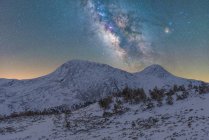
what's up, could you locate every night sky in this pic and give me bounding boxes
[0,0,209,82]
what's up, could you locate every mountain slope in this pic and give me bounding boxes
[1,88,209,140]
[0,60,204,115]
[135,64,200,90]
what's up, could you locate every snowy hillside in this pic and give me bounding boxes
[0,60,205,115]
[0,85,209,140]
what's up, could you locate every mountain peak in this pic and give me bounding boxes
[51,59,129,80]
[52,60,98,77]
[57,59,101,70]
[62,59,93,66]
[144,64,167,71]
[139,64,171,78]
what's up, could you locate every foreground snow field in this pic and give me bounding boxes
[0,91,209,140]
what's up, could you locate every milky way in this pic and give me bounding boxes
[84,0,154,68]
[1,0,209,82]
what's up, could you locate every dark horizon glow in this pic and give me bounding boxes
[0,0,209,82]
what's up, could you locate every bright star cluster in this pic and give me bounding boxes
[84,0,154,68]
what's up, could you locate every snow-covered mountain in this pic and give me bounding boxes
[0,60,204,115]
[1,60,209,140]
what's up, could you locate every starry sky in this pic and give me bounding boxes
[0,0,209,82]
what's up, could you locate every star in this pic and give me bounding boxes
[164,27,170,34]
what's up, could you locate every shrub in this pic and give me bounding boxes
[122,86,134,102]
[102,111,113,117]
[198,82,209,94]
[150,86,164,102]
[121,87,146,103]
[133,88,147,103]
[166,89,175,96]
[99,96,112,109]
[178,85,186,91]
[113,103,123,114]
[188,83,193,89]
[0,106,72,121]
[173,84,178,92]
[176,91,188,100]
[166,95,173,105]
[115,98,122,105]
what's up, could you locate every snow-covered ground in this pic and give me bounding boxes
[0,91,209,140]
[0,60,203,115]
[0,60,208,140]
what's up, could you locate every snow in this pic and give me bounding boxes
[0,60,204,116]
[0,92,209,140]
[0,60,208,139]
